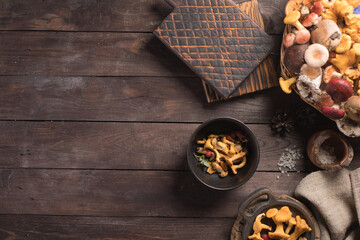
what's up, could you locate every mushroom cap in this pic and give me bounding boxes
[284,11,301,24]
[288,217,297,225]
[335,34,352,54]
[310,1,324,15]
[279,77,297,94]
[330,49,357,74]
[284,44,309,75]
[295,29,311,44]
[300,5,310,16]
[266,208,278,218]
[311,20,342,51]
[283,33,296,48]
[302,13,319,27]
[300,63,322,80]
[285,0,314,15]
[304,43,329,68]
[275,206,293,222]
[321,0,336,8]
[353,43,360,56]
[345,96,360,121]
[323,65,341,84]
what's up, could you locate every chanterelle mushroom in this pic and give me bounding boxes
[284,11,305,30]
[285,217,297,234]
[335,34,352,54]
[288,215,312,240]
[267,207,292,239]
[210,162,228,178]
[304,44,329,68]
[279,77,297,94]
[248,213,272,240]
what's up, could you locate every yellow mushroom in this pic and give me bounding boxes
[335,34,352,54]
[279,77,297,94]
[284,11,305,30]
[230,158,246,174]
[216,141,229,155]
[267,206,292,239]
[210,162,228,178]
[331,49,357,74]
[248,213,272,240]
[204,138,213,150]
[285,217,297,234]
[353,43,360,56]
[288,216,312,240]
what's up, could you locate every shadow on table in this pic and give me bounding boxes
[170,156,234,217]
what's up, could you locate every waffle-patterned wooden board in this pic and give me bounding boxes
[154,0,274,98]
[202,0,278,103]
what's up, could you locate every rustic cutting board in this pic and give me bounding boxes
[202,0,279,103]
[154,0,274,98]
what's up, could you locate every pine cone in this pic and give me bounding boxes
[270,111,295,136]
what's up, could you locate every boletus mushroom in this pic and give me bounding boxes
[283,44,309,75]
[311,20,342,51]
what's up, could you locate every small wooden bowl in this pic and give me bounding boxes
[307,130,354,170]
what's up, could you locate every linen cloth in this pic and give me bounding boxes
[295,168,360,240]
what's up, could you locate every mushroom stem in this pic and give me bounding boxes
[285,217,297,234]
[294,21,305,30]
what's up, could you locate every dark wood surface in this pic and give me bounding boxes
[0,1,359,240]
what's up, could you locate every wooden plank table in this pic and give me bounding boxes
[0,0,359,239]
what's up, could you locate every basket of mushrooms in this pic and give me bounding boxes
[279,0,360,137]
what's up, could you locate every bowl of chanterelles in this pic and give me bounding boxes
[187,117,260,190]
[279,0,360,137]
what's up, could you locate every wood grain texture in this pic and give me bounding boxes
[0,215,234,240]
[1,121,357,171]
[0,0,285,34]
[0,75,301,122]
[0,121,317,171]
[0,169,305,217]
[0,31,280,77]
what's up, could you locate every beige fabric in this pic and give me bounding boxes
[295,168,360,240]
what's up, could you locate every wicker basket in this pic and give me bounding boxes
[279,24,325,114]
[279,23,360,137]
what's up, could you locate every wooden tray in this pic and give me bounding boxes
[231,188,320,240]
[203,0,278,103]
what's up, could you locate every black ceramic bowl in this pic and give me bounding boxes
[187,117,260,190]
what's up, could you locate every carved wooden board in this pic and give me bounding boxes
[154,0,274,98]
[202,0,278,102]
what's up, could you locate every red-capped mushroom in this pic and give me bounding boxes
[295,29,311,44]
[283,33,296,48]
[302,13,319,27]
[310,1,324,15]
